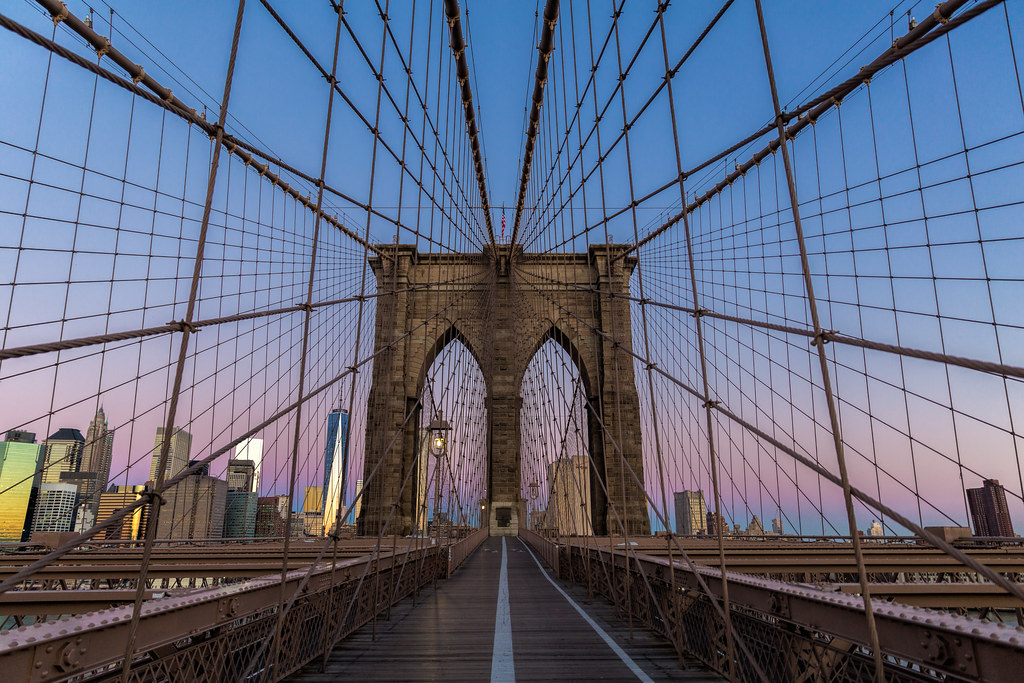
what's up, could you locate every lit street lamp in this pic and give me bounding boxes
[428,415,451,541]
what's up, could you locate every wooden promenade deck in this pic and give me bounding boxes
[290,536,720,681]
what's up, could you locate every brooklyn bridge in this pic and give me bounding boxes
[1,0,1024,680]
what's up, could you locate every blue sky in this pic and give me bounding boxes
[2,0,1023,536]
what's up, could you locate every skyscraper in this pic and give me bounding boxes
[323,408,349,517]
[97,485,150,541]
[673,490,707,535]
[227,459,256,493]
[234,438,263,494]
[156,470,226,539]
[0,437,43,542]
[224,490,258,538]
[771,517,784,535]
[41,428,85,485]
[545,456,592,536]
[149,427,191,484]
[75,408,114,530]
[967,479,1015,537]
[32,483,78,533]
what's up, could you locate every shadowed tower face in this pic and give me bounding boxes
[358,244,650,537]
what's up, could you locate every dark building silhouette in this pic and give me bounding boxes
[967,479,1015,537]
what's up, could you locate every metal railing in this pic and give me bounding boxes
[0,532,487,681]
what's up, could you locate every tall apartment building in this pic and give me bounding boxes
[32,483,78,533]
[149,427,191,484]
[156,470,226,539]
[967,479,1016,537]
[673,490,707,535]
[545,456,592,536]
[0,435,43,542]
[97,485,150,541]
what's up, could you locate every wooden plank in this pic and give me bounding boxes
[289,537,721,681]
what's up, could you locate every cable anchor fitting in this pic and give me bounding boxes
[51,3,69,25]
[811,330,837,347]
[169,319,198,334]
[142,490,166,507]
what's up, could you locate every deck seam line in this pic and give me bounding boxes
[491,536,515,682]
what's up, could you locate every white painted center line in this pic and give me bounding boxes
[491,537,515,682]
[519,539,654,683]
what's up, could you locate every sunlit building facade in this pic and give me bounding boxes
[545,457,592,536]
[673,490,707,535]
[0,438,43,542]
[97,485,150,541]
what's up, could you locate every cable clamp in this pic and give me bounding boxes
[95,38,111,58]
[347,365,360,374]
[702,399,720,409]
[169,319,198,334]
[811,330,836,347]
[692,308,708,318]
[132,67,145,85]
[646,362,657,371]
[299,302,313,314]
[142,490,166,507]
[52,2,69,25]
[931,7,950,25]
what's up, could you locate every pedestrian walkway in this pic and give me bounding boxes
[289,537,720,681]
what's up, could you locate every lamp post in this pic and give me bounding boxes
[428,415,451,542]
[529,480,539,531]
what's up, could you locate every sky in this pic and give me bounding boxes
[1,0,1023,537]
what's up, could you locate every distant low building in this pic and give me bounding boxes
[256,496,288,537]
[706,511,728,535]
[868,520,884,537]
[747,515,764,536]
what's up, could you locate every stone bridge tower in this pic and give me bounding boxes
[357,244,650,537]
